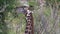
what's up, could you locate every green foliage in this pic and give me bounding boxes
[44,7,51,16]
[29,1,38,6]
[0,0,6,6]
[0,0,16,34]
[6,5,15,11]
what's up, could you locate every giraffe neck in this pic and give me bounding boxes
[25,10,34,34]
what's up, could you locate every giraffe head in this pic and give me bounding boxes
[15,6,29,14]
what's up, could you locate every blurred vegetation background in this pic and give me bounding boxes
[0,0,60,34]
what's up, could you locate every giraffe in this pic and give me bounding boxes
[17,0,34,33]
[15,0,34,33]
[15,6,34,34]
[24,9,34,34]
